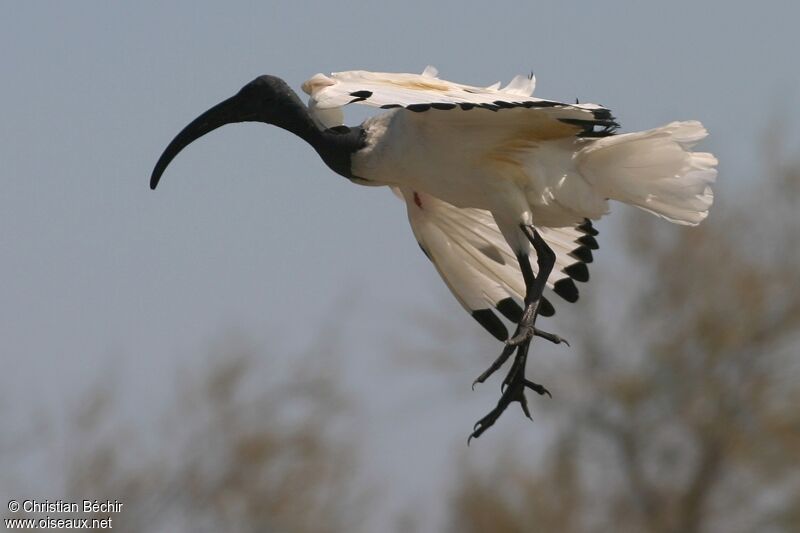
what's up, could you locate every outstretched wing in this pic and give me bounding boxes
[303,66,617,138]
[395,187,598,341]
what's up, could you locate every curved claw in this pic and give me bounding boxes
[468,423,489,445]
[533,328,570,347]
[469,421,489,443]
[524,379,552,398]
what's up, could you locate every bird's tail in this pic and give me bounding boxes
[576,121,718,225]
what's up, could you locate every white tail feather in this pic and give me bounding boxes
[577,121,718,225]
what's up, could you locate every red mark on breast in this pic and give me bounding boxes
[413,191,423,209]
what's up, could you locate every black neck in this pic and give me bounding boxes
[315,126,366,180]
[268,88,366,180]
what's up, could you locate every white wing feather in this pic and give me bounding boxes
[302,67,614,138]
[394,187,596,340]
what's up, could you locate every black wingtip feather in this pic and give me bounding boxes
[569,246,593,264]
[559,117,619,138]
[553,279,579,303]
[538,297,555,317]
[471,309,509,341]
[563,263,590,283]
[577,234,599,250]
[496,298,523,322]
[591,108,614,120]
[525,100,563,109]
[348,90,373,104]
[418,242,432,261]
[577,220,599,236]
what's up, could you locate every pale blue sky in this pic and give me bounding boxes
[2,1,799,528]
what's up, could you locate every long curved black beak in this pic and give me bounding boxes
[150,92,254,190]
[150,75,352,188]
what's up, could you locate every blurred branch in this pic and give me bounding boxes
[4,324,367,533]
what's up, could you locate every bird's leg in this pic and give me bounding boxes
[506,225,558,346]
[469,226,558,442]
[472,226,560,387]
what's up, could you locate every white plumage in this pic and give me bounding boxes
[152,65,718,438]
[302,67,717,339]
[576,120,716,225]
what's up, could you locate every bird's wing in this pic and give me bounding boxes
[395,187,597,341]
[303,67,616,138]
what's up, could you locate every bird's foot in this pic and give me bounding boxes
[468,342,551,443]
[472,324,567,389]
[508,325,570,348]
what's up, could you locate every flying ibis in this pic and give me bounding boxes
[150,66,718,440]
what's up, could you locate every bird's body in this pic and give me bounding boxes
[151,67,718,439]
[303,68,715,249]
[354,110,604,224]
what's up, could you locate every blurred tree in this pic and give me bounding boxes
[447,149,800,533]
[9,335,367,533]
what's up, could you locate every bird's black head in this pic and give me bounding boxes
[229,75,302,124]
[150,75,314,190]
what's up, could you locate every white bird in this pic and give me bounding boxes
[151,66,717,440]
